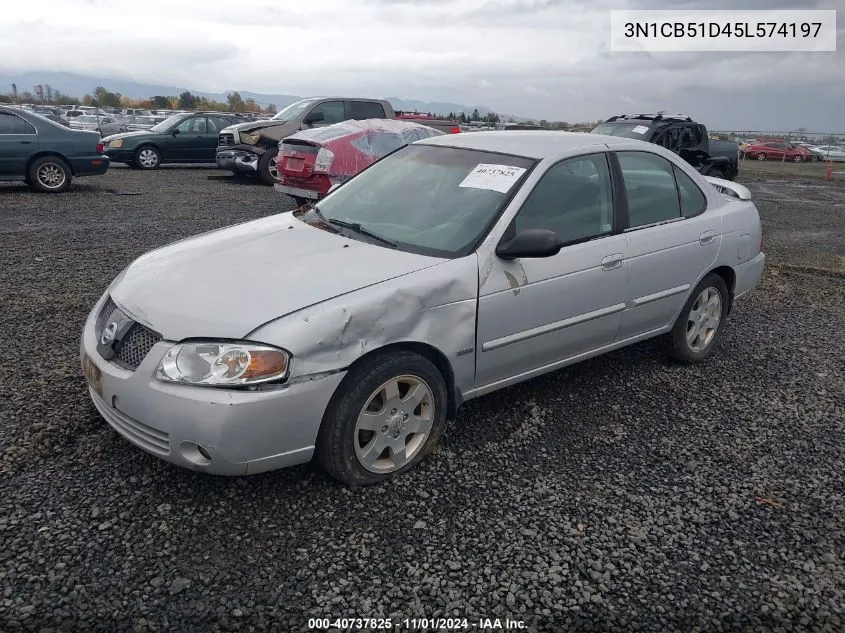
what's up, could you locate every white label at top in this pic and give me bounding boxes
[632,125,649,135]
[459,164,527,193]
[610,10,837,52]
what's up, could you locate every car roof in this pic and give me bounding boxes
[416,130,623,159]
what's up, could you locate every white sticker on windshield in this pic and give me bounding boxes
[459,164,527,193]
[632,125,649,135]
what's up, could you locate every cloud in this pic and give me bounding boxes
[0,0,840,129]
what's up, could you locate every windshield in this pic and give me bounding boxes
[150,114,188,132]
[303,144,536,257]
[591,122,652,139]
[272,99,318,121]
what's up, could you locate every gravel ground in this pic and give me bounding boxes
[0,167,843,632]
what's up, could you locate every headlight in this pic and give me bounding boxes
[240,133,259,145]
[155,341,290,386]
[109,139,124,148]
[314,147,334,172]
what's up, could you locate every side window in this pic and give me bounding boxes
[617,151,681,227]
[0,112,36,134]
[308,101,346,124]
[206,117,231,133]
[679,126,699,149]
[514,153,614,243]
[673,165,707,217]
[176,118,197,134]
[348,101,386,120]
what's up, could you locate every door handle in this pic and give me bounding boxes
[601,254,624,271]
[19,141,32,144]
[699,231,717,245]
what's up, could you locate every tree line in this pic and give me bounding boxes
[0,84,278,114]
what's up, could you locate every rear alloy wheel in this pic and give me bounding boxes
[663,273,729,363]
[793,154,803,163]
[756,153,766,161]
[317,351,447,486]
[257,148,279,185]
[135,145,161,169]
[29,156,72,193]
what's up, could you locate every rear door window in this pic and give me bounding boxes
[0,112,36,134]
[348,101,387,120]
[308,101,346,124]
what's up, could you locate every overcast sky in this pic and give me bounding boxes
[1,0,842,130]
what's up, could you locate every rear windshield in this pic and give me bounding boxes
[306,144,536,257]
[591,122,652,139]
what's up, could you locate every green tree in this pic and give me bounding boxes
[93,86,121,107]
[266,103,277,114]
[178,91,199,109]
[227,91,245,112]
[151,95,171,109]
[471,108,481,121]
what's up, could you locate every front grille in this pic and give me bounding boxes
[115,323,162,370]
[95,297,117,339]
[219,133,235,145]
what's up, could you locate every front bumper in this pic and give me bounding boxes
[216,146,262,172]
[104,148,136,163]
[80,294,346,476]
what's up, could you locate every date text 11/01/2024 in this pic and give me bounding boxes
[307,617,527,630]
[623,21,823,38]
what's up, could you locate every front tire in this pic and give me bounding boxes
[663,274,729,364]
[28,156,72,193]
[316,351,448,486]
[257,148,279,186]
[793,154,803,163]
[135,145,161,170]
[756,153,766,161]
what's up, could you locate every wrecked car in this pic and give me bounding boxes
[81,131,765,486]
[274,118,445,205]
[216,97,460,185]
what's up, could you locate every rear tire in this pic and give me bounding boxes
[756,153,766,161]
[257,148,279,186]
[793,154,803,163]
[28,156,72,193]
[663,274,729,364]
[316,351,448,486]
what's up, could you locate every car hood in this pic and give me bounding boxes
[224,120,299,141]
[102,130,158,143]
[109,212,447,341]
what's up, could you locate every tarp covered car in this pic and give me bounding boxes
[273,119,445,205]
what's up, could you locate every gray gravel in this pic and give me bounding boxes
[1,167,843,632]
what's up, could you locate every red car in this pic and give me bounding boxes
[743,140,813,162]
[273,119,446,205]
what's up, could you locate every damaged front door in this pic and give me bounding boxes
[474,153,628,389]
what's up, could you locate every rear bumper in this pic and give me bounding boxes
[734,252,766,301]
[69,155,110,176]
[274,183,321,200]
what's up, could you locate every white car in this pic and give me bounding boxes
[812,145,845,162]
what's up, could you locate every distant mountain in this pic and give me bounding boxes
[0,71,531,121]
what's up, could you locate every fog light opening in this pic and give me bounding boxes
[179,441,212,467]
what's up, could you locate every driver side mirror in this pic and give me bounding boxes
[303,111,325,125]
[496,228,562,260]
[171,128,180,136]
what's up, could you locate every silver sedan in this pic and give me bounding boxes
[81,131,765,485]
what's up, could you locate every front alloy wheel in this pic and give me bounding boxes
[317,350,448,486]
[354,375,435,474]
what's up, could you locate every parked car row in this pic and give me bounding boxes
[739,139,845,162]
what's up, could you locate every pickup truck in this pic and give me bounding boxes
[216,97,461,185]
[591,114,739,181]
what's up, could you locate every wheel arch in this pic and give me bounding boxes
[707,265,736,314]
[340,341,461,421]
[26,151,74,175]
